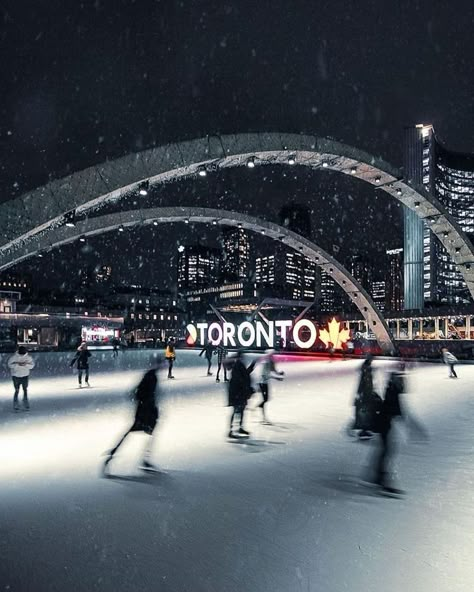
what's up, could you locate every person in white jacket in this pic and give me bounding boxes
[441,347,458,378]
[8,345,35,411]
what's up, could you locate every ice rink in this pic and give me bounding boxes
[0,350,473,591]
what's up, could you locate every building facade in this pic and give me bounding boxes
[386,248,404,312]
[220,227,250,282]
[177,245,221,291]
[404,124,474,308]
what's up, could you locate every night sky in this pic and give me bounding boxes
[1,0,473,291]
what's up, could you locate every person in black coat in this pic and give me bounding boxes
[353,354,374,440]
[370,362,405,493]
[199,342,215,376]
[103,356,162,473]
[225,351,256,438]
[70,342,92,387]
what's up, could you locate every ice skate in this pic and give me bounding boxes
[13,400,20,412]
[22,399,30,411]
[139,460,160,473]
[238,427,250,437]
[215,377,220,382]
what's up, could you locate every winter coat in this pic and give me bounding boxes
[131,369,159,434]
[216,345,228,364]
[356,362,373,403]
[70,350,91,370]
[376,371,405,434]
[227,359,255,407]
[443,351,457,364]
[8,352,35,378]
[200,344,215,360]
[260,356,281,384]
[165,345,176,360]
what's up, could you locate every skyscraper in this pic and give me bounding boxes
[255,249,316,301]
[348,254,373,291]
[177,245,220,291]
[403,124,432,310]
[403,124,474,307]
[386,248,404,312]
[221,227,250,282]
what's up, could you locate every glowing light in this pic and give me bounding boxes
[186,323,198,345]
[246,157,255,168]
[138,180,149,196]
[288,156,296,165]
[79,236,86,242]
[198,166,207,177]
[318,318,350,349]
[322,161,329,168]
[350,167,357,174]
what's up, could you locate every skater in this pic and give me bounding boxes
[441,347,458,378]
[353,354,375,440]
[199,342,215,376]
[257,349,284,424]
[225,351,256,439]
[103,356,162,474]
[215,344,228,382]
[112,337,120,357]
[70,342,91,387]
[368,362,407,494]
[8,345,35,411]
[165,337,176,379]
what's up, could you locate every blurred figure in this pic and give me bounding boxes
[257,349,284,424]
[353,354,374,440]
[112,337,120,358]
[368,361,407,494]
[103,356,162,474]
[70,342,91,388]
[199,342,215,376]
[8,345,35,411]
[215,343,228,383]
[441,347,458,378]
[165,337,176,379]
[225,351,256,439]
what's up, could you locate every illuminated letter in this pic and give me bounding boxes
[256,320,274,348]
[207,322,223,346]
[237,321,255,347]
[196,323,208,345]
[223,322,236,347]
[293,319,317,349]
[275,320,292,344]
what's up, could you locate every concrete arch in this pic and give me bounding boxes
[8,206,396,353]
[1,132,473,295]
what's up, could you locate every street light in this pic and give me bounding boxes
[65,210,76,228]
[139,181,149,196]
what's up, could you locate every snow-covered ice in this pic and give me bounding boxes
[0,351,473,591]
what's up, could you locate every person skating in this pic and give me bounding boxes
[112,337,120,358]
[199,342,215,376]
[8,345,35,411]
[165,337,176,379]
[103,356,162,474]
[441,347,458,378]
[353,354,375,440]
[257,349,284,424]
[70,342,91,387]
[215,344,228,382]
[225,351,256,439]
[368,362,407,494]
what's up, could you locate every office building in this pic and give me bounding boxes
[371,279,386,312]
[221,227,250,282]
[386,248,404,312]
[255,249,316,301]
[177,245,220,291]
[404,124,474,307]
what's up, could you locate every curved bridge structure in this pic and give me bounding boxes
[14,206,397,353]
